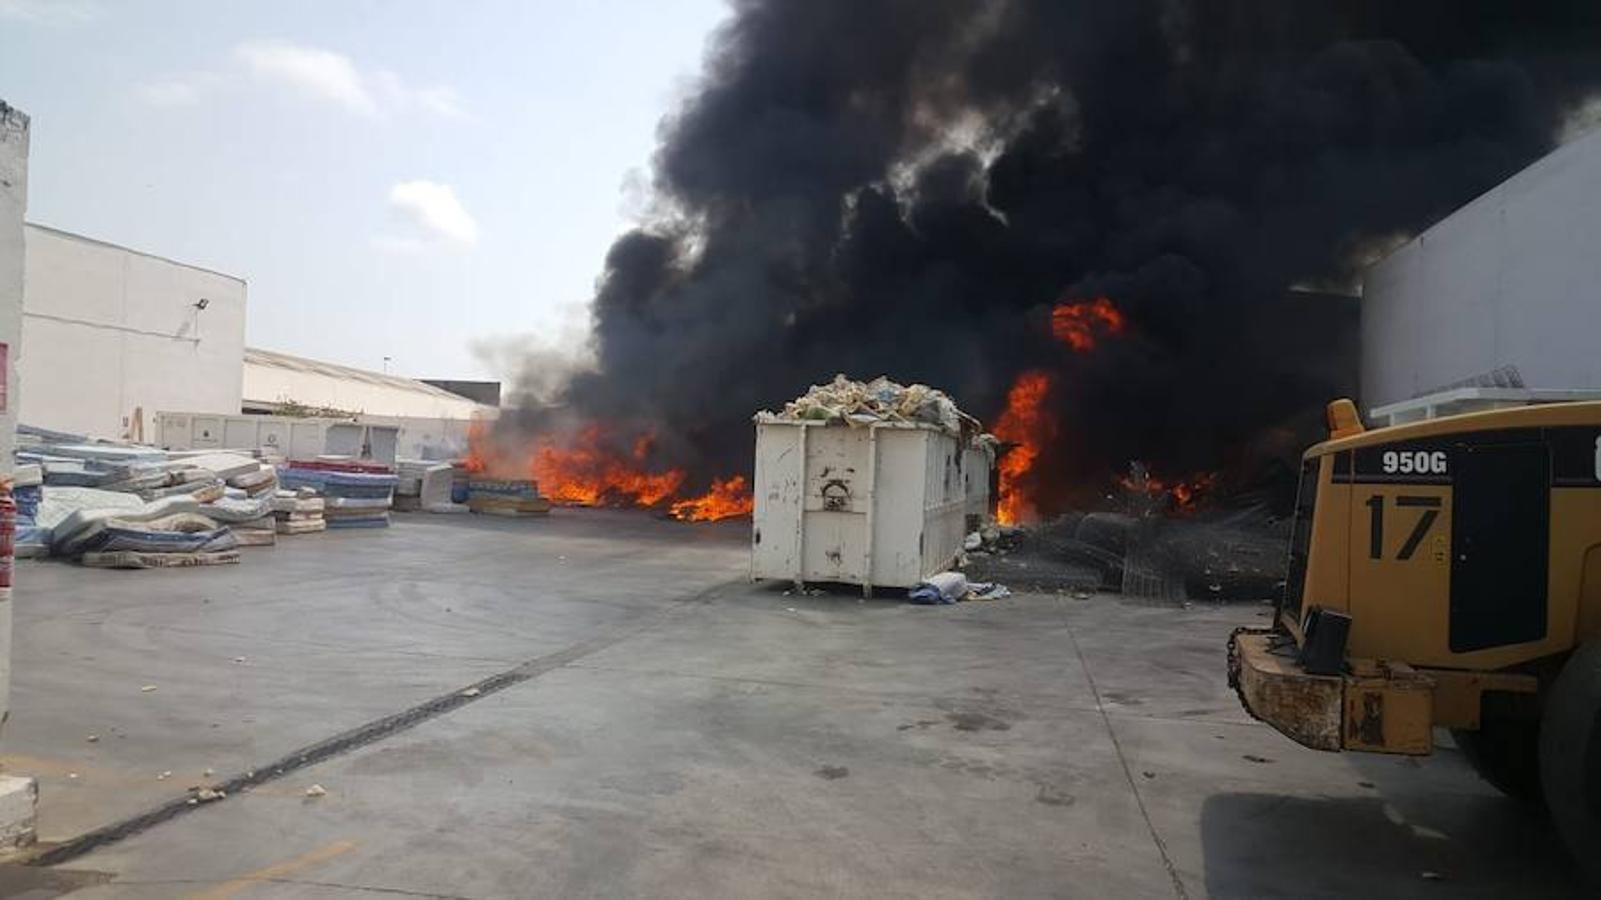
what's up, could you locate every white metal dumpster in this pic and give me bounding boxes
[751,418,991,594]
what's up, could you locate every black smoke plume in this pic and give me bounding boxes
[502,0,1601,514]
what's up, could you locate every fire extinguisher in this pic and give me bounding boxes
[0,480,16,592]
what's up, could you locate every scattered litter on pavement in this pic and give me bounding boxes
[140,685,156,692]
[305,784,328,798]
[85,735,97,743]
[909,571,969,604]
[461,687,481,698]
[908,571,1011,604]
[967,582,1011,601]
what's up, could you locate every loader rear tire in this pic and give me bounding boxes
[1540,640,1601,885]
[1452,716,1542,803]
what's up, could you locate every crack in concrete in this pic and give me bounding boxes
[1067,627,1192,900]
[24,578,744,868]
[110,877,480,899]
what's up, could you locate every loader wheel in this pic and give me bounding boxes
[1452,715,1541,803]
[1540,641,1601,885]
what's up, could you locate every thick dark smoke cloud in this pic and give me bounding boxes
[512,0,1601,513]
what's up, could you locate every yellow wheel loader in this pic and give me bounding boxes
[1229,398,1601,880]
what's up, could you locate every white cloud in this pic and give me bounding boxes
[234,40,377,116]
[370,235,429,255]
[229,40,467,121]
[415,86,468,120]
[132,73,217,108]
[384,180,479,247]
[0,0,99,24]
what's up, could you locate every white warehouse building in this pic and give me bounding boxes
[21,223,245,441]
[242,347,486,420]
[1362,125,1601,421]
[19,224,493,456]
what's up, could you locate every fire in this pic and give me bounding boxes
[464,419,753,520]
[1120,470,1218,512]
[670,475,755,521]
[532,424,686,506]
[1051,297,1125,352]
[991,370,1056,525]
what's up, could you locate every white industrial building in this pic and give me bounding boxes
[21,223,246,441]
[1362,126,1601,421]
[242,347,486,420]
[15,223,492,457]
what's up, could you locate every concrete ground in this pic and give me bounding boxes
[0,510,1585,898]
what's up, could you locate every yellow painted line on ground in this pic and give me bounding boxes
[183,839,357,900]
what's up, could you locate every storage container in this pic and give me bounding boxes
[751,419,992,595]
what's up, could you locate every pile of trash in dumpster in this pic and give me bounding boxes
[762,374,980,435]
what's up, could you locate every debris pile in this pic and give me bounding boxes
[760,374,977,434]
[467,478,552,517]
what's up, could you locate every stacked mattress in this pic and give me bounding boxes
[467,478,552,517]
[279,466,398,529]
[271,490,326,535]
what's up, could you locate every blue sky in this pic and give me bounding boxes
[0,0,729,379]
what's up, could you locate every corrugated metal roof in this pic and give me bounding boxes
[244,347,484,403]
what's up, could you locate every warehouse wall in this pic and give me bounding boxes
[0,106,26,466]
[1362,127,1601,408]
[0,102,29,733]
[20,225,246,440]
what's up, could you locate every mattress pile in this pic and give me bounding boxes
[50,498,239,569]
[271,490,326,535]
[14,464,44,558]
[467,478,552,517]
[199,492,277,547]
[280,465,398,529]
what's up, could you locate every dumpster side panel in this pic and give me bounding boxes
[870,430,930,586]
[751,422,806,582]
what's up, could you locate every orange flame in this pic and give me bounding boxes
[991,370,1056,525]
[1119,470,1218,512]
[465,419,752,520]
[1051,297,1125,352]
[532,424,686,506]
[670,475,755,521]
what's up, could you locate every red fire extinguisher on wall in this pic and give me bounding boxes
[0,480,16,592]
